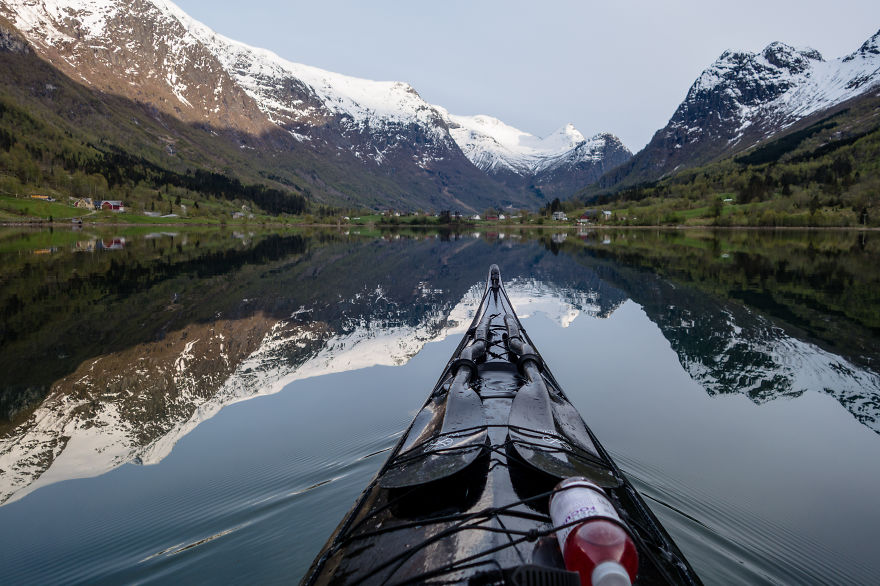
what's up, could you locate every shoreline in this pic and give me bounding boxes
[2,220,878,232]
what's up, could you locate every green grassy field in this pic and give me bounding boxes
[0,196,85,220]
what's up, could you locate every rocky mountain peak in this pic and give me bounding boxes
[693,43,815,104]
[761,42,823,73]
[845,28,880,61]
[547,122,586,148]
[595,29,880,192]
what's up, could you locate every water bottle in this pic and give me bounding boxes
[549,477,638,586]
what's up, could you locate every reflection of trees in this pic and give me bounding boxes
[0,233,311,427]
[4,225,878,438]
[0,234,629,504]
[550,229,880,434]
[0,232,627,428]
[559,229,879,371]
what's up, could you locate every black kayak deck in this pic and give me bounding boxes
[302,266,700,585]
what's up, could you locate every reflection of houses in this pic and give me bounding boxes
[97,237,125,250]
[577,226,596,239]
[552,211,568,221]
[73,236,126,252]
[551,233,568,244]
[97,200,124,212]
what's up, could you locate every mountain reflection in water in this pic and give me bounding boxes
[0,226,878,583]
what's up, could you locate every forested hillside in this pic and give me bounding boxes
[0,33,321,218]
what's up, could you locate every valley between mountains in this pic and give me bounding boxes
[0,0,878,225]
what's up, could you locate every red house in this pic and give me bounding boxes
[99,200,124,211]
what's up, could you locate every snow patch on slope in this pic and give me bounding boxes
[150,0,452,149]
[3,0,121,47]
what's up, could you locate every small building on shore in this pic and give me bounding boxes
[579,210,598,223]
[97,200,125,212]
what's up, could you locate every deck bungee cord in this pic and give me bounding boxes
[302,265,701,585]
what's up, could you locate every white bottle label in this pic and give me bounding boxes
[549,479,622,551]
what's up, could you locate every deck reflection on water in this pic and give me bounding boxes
[0,226,878,584]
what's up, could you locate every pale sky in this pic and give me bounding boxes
[173,0,880,152]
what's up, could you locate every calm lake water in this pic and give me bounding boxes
[0,226,878,584]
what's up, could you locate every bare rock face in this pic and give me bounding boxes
[0,17,30,54]
[0,0,273,134]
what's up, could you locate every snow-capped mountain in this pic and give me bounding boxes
[599,30,880,188]
[0,0,624,207]
[442,112,632,198]
[167,6,461,169]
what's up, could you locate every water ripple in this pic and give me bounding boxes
[613,451,876,584]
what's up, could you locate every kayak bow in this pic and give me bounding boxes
[303,265,700,585]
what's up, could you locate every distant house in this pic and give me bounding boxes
[580,210,598,221]
[602,210,612,219]
[486,214,499,221]
[98,200,124,212]
[73,198,93,209]
[472,214,481,221]
[552,211,568,221]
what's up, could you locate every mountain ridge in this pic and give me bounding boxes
[590,30,880,193]
[0,0,627,211]
[442,111,632,199]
